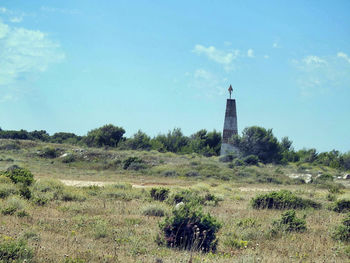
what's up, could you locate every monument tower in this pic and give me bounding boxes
[220,85,238,155]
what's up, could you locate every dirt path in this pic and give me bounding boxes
[59,179,171,189]
[59,179,278,192]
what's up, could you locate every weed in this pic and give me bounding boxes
[150,187,169,201]
[0,183,18,199]
[272,210,307,232]
[0,239,33,262]
[332,213,350,242]
[142,205,166,217]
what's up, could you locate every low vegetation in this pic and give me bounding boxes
[251,190,321,209]
[0,137,349,262]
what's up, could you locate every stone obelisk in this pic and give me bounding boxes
[220,85,238,156]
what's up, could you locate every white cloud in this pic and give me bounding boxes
[9,17,23,23]
[292,54,350,97]
[193,44,239,65]
[188,69,226,98]
[264,55,269,59]
[337,52,350,63]
[0,21,65,87]
[302,55,327,65]
[193,44,241,71]
[0,7,7,13]
[273,42,278,48]
[247,49,254,58]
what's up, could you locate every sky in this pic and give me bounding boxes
[0,1,349,152]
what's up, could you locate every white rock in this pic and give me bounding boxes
[343,174,350,180]
[175,202,184,210]
[59,153,68,158]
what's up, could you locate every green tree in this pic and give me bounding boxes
[232,126,282,163]
[83,124,125,147]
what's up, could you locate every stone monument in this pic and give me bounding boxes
[220,85,238,156]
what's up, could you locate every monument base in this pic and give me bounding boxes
[220,143,239,156]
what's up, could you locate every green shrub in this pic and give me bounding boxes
[231,159,245,167]
[159,203,221,252]
[332,199,350,213]
[123,157,145,170]
[31,192,52,206]
[0,184,18,199]
[142,205,166,217]
[4,166,34,186]
[150,188,169,201]
[167,189,220,207]
[39,147,60,158]
[251,190,321,210]
[61,154,76,163]
[92,218,108,239]
[19,185,31,200]
[332,213,350,242]
[243,155,259,165]
[1,196,27,216]
[272,210,307,232]
[0,239,33,262]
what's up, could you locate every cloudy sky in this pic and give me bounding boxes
[0,1,349,152]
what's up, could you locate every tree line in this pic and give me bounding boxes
[0,125,349,170]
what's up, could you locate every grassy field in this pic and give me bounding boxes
[0,139,349,262]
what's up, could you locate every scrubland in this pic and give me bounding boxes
[0,139,349,262]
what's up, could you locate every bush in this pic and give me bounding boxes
[243,155,259,165]
[231,158,245,167]
[0,184,18,199]
[251,190,321,210]
[60,189,86,202]
[19,185,31,200]
[39,147,60,158]
[167,189,220,206]
[159,203,221,252]
[61,154,76,163]
[0,239,33,262]
[332,199,350,213]
[150,188,169,201]
[142,205,166,217]
[272,210,307,232]
[333,213,350,242]
[4,166,34,186]
[123,157,144,170]
[1,196,27,215]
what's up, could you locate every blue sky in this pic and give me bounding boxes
[0,1,349,152]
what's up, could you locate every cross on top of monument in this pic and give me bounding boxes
[228,85,233,99]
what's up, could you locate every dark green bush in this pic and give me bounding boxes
[272,210,307,232]
[39,147,60,158]
[243,155,259,165]
[4,166,34,186]
[61,154,76,163]
[159,203,221,252]
[251,190,321,210]
[168,190,219,206]
[332,213,350,242]
[123,157,144,170]
[150,188,169,201]
[231,158,245,167]
[19,185,31,200]
[0,239,33,262]
[332,199,350,213]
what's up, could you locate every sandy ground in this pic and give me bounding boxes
[59,179,278,191]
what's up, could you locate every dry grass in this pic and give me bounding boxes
[0,139,349,262]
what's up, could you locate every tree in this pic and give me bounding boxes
[126,130,152,150]
[232,126,282,163]
[153,128,189,153]
[83,124,125,147]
